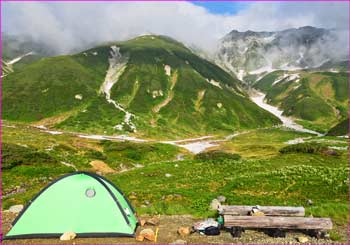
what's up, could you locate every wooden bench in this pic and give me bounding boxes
[221,205,332,238]
[221,205,305,217]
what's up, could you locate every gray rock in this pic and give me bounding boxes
[217,195,226,203]
[9,204,24,214]
[210,199,222,210]
[296,236,309,243]
[306,199,313,205]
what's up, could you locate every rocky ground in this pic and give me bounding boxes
[2,212,340,244]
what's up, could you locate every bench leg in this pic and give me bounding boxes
[307,230,326,239]
[264,229,286,238]
[227,227,244,238]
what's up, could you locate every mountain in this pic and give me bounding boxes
[216,26,347,82]
[1,33,55,77]
[253,70,348,133]
[2,35,280,138]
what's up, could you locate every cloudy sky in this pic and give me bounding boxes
[2,1,349,54]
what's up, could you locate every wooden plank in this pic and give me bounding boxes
[221,205,305,217]
[224,215,332,230]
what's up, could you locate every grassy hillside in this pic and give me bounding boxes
[3,35,280,138]
[254,71,348,133]
[327,118,349,136]
[3,56,104,121]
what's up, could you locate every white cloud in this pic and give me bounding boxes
[2,1,348,54]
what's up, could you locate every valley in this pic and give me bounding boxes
[1,28,349,244]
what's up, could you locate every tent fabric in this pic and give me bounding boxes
[4,171,138,240]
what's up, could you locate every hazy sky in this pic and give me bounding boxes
[2,1,349,54]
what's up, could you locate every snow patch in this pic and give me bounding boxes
[285,137,312,145]
[164,65,171,76]
[177,141,218,154]
[99,46,136,132]
[34,125,47,130]
[329,146,348,151]
[78,134,147,142]
[75,94,83,100]
[46,130,63,135]
[236,69,245,81]
[6,52,34,65]
[206,79,222,89]
[61,161,77,171]
[249,66,276,75]
[272,73,300,86]
[250,90,322,135]
[152,90,163,98]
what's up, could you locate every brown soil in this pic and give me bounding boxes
[89,160,116,174]
[2,213,339,244]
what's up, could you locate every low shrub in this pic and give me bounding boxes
[279,143,339,156]
[195,150,241,161]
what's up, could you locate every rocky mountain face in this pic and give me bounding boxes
[216,26,347,81]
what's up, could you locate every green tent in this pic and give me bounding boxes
[4,172,138,239]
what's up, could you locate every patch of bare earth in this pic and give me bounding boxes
[152,71,178,114]
[89,160,116,174]
[2,213,342,244]
[31,110,78,128]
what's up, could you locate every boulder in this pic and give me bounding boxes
[146,217,160,226]
[140,228,155,241]
[297,236,309,243]
[210,199,222,210]
[306,199,313,206]
[60,231,76,241]
[140,219,146,226]
[9,205,24,214]
[177,226,191,236]
[135,235,144,241]
[217,195,226,203]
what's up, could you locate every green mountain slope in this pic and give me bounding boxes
[254,71,348,132]
[327,118,349,136]
[3,35,280,138]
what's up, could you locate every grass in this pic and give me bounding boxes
[220,128,311,158]
[108,153,347,221]
[2,124,348,241]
